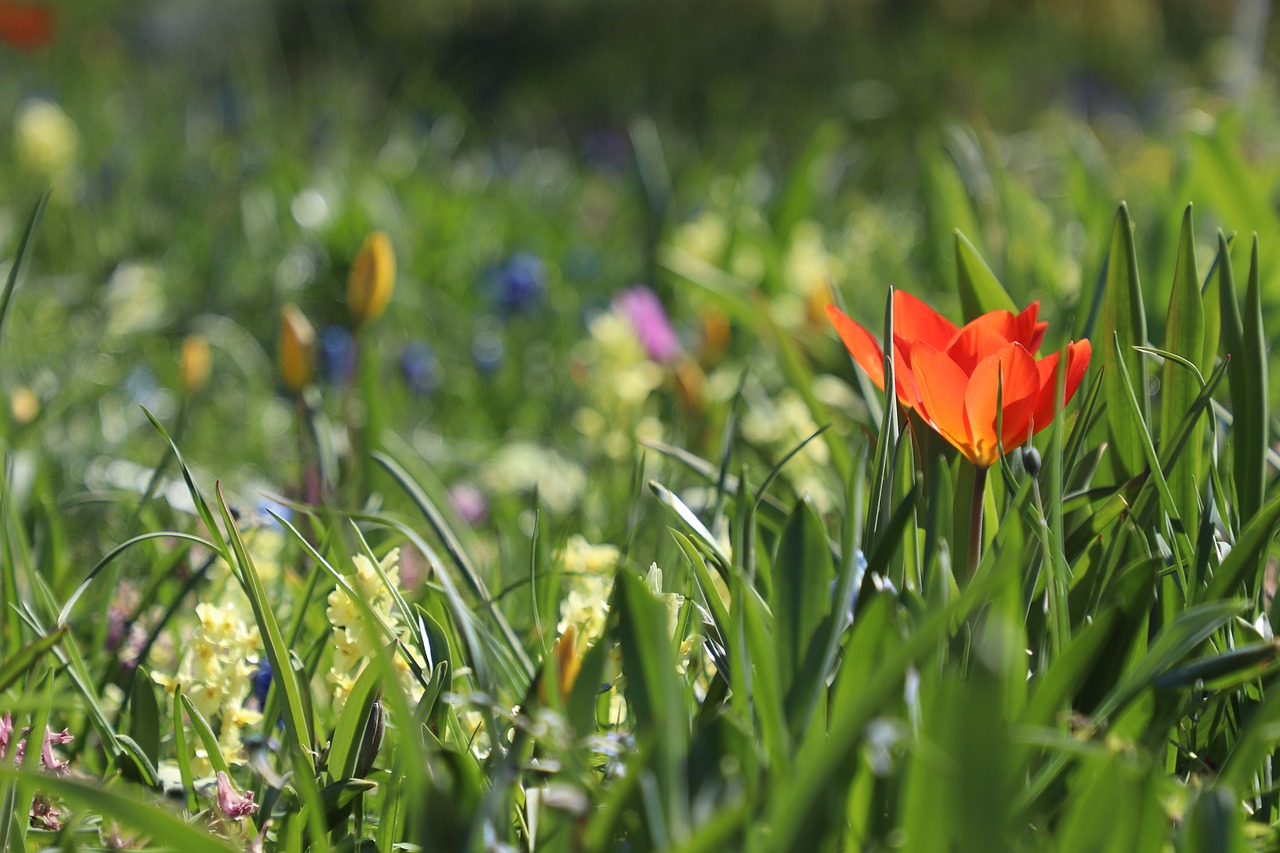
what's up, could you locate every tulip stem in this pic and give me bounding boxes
[968,465,988,575]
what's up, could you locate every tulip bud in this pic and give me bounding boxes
[554,625,582,705]
[347,232,395,327]
[179,334,211,395]
[10,386,38,425]
[279,303,316,393]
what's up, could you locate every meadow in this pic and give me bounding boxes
[5,1,1280,850]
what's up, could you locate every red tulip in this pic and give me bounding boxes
[827,293,1090,468]
[0,2,52,51]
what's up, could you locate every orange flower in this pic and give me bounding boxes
[826,293,1090,468]
[0,2,52,51]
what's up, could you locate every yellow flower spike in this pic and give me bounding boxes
[179,334,211,395]
[346,231,396,327]
[279,303,316,393]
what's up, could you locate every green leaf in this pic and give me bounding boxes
[1054,751,1167,853]
[1179,785,1248,853]
[373,449,533,678]
[1204,488,1280,602]
[954,230,1016,321]
[1152,641,1278,689]
[327,653,388,781]
[0,626,66,693]
[649,480,732,569]
[772,498,835,713]
[127,668,162,772]
[172,688,197,812]
[764,525,1009,851]
[215,484,314,770]
[1159,205,1205,528]
[1098,203,1149,478]
[1022,607,1122,728]
[1223,235,1270,526]
[1094,599,1244,720]
[180,694,230,777]
[57,531,214,627]
[0,191,49,355]
[613,568,688,842]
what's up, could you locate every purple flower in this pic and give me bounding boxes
[615,285,680,363]
[398,341,440,397]
[216,771,258,819]
[319,324,357,385]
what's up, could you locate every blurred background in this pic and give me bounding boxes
[2,0,1278,552]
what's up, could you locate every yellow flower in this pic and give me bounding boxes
[279,303,315,393]
[15,98,78,178]
[179,334,211,395]
[347,232,395,327]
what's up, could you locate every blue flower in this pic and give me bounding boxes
[318,324,356,386]
[492,252,546,316]
[398,341,440,397]
[251,660,272,708]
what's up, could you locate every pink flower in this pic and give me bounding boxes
[216,771,259,819]
[615,285,681,363]
[0,711,73,774]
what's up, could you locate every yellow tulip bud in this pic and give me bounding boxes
[10,386,39,425]
[346,232,395,327]
[179,334,211,395]
[279,303,316,393]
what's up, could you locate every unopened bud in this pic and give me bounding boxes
[279,303,316,393]
[347,232,395,327]
[179,334,211,395]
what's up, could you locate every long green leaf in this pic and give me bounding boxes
[216,484,314,770]
[1159,205,1204,528]
[772,499,834,710]
[1099,203,1149,478]
[1233,236,1270,525]
[0,191,49,354]
[954,229,1016,320]
[0,626,66,693]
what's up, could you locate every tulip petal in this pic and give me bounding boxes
[826,305,885,390]
[894,291,957,353]
[945,321,1013,374]
[962,343,1040,467]
[998,345,1043,449]
[911,343,976,462]
[892,342,922,410]
[1029,340,1093,437]
[1014,301,1049,353]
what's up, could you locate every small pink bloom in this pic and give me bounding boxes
[216,771,259,819]
[615,285,681,363]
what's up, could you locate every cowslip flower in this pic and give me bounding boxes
[826,293,1090,468]
[347,232,395,327]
